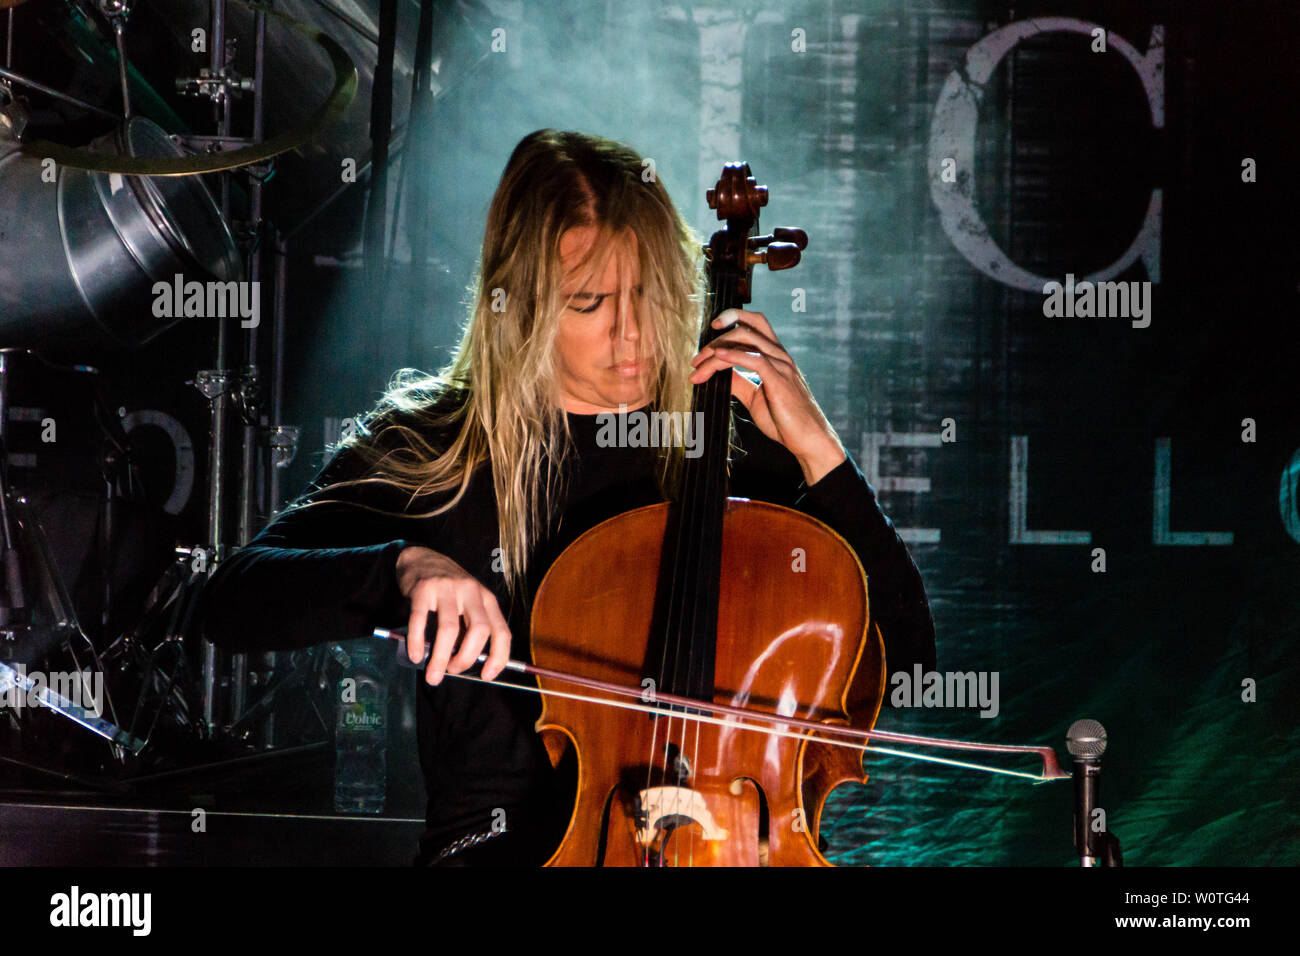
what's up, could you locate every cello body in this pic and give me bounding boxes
[531,499,885,866]
[528,162,885,866]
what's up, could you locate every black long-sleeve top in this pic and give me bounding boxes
[195,394,936,864]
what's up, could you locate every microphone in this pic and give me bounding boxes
[1066,719,1119,866]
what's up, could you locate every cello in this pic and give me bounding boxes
[528,163,884,867]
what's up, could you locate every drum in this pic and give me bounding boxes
[0,116,241,350]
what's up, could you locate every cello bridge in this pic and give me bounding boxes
[635,786,728,845]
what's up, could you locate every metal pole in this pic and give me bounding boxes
[0,352,23,628]
[200,0,231,736]
[232,2,269,730]
[261,230,290,749]
[113,20,131,119]
[0,66,122,120]
[271,231,288,515]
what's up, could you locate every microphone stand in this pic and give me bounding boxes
[1068,718,1123,866]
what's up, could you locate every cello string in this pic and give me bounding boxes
[645,350,700,862]
[645,245,715,862]
[676,306,713,868]
[682,269,729,866]
[683,265,737,866]
[680,262,732,866]
[649,243,726,858]
[641,317,677,850]
[692,281,730,867]
[662,271,711,867]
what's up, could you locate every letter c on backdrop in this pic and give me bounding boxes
[928,18,1164,291]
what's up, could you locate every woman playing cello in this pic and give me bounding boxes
[197,129,936,865]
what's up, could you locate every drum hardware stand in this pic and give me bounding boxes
[229,362,261,722]
[181,285,303,751]
[101,543,209,751]
[221,0,288,749]
[0,0,334,782]
[180,0,257,740]
[0,496,143,761]
[261,229,300,749]
[261,420,301,749]
[225,372,308,750]
[144,0,307,755]
[95,0,134,119]
[189,366,237,734]
[175,69,255,106]
[0,351,142,763]
[0,372,28,632]
[268,425,300,474]
[169,133,255,153]
[0,62,121,121]
[226,644,332,744]
[223,199,273,737]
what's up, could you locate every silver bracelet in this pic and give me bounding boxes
[430,825,507,864]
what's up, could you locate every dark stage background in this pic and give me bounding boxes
[282,0,1300,866]
[6,0,1298,866]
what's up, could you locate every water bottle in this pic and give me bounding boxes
[333,638,389,814]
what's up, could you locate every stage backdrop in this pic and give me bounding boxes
[243,0,1299,865]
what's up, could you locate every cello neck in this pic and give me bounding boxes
[653,223,750,704]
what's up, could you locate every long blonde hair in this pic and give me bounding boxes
[309,129,705,600]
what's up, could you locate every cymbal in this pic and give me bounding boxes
[19,0,357,176]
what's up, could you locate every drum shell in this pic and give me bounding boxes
[0,121,241,350]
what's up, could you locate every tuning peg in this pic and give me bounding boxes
[749,227,808,251]
[747,241,801,271]
[773,227,807,250]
